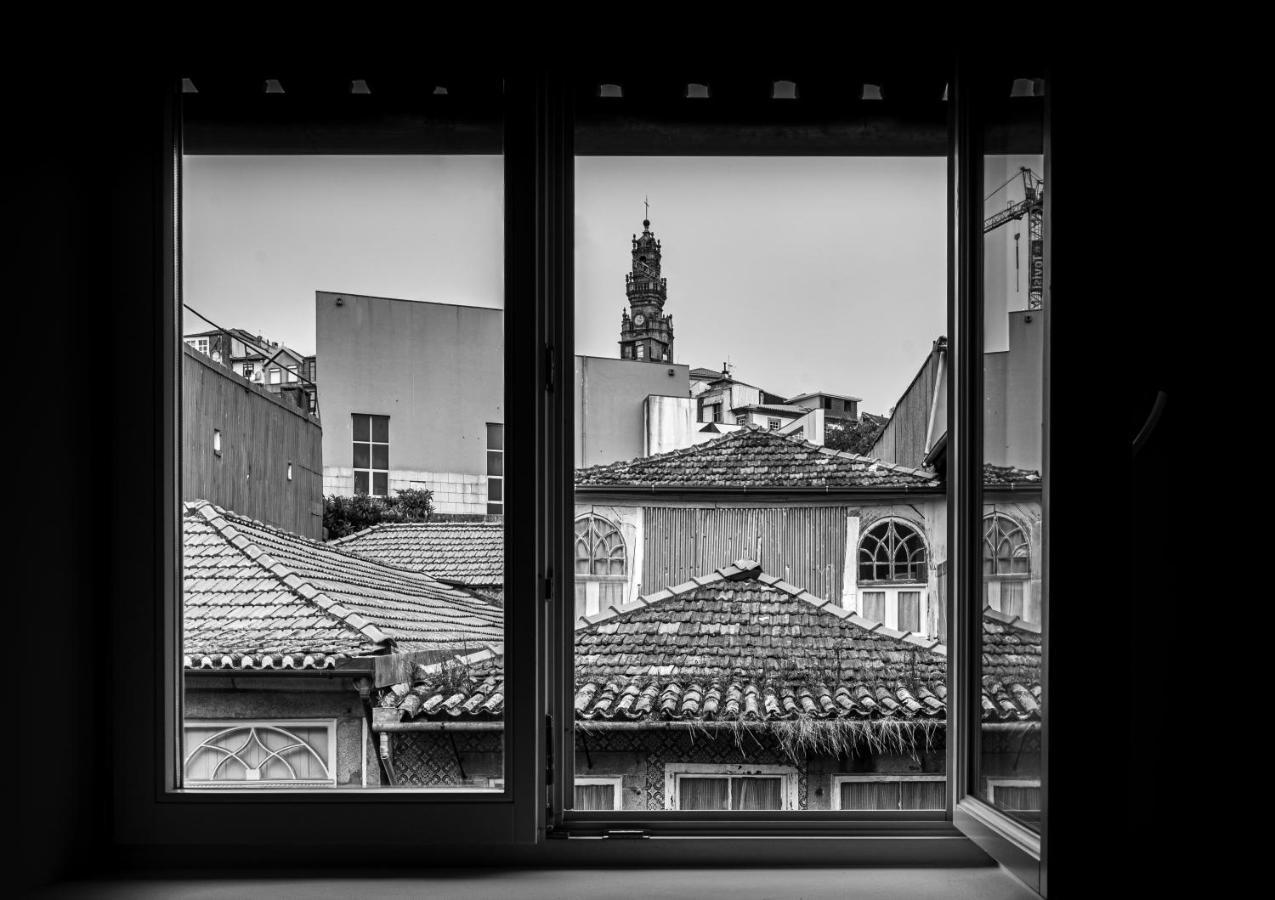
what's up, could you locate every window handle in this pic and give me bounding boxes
[1132,390,1167,457]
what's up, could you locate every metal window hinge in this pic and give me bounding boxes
[544,343,556,392]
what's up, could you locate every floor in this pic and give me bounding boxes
[38,867,1038,899]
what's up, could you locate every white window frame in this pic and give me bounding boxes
[182,719,337,789]
[185,336,210,355]
[986,778,1042,810]
[486,422,504,515]
[856,585,930,635]
[664,763,798,811]
[830,774,947,811]
[352,412,390,497]
[573,776,624,810]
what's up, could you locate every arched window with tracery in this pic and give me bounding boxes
[857,519,928,634]
[983,513,1031,618]
[574,514,628,618]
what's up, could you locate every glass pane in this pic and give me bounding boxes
[180,77,506,792]
[900,780,945,810]
[732,777,782,810]
[488,477,502,502]
[486,422,503,451]
[575,783,616,810]
[486,450,503,477]
[898,591,921,633]
[679,778,730,810]
[840,781,899,811]
[977,71,1046,830]
[572,71,949,813]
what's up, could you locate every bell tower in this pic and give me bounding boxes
[619,202,674,363]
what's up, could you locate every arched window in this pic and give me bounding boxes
[858,519,927,583]
[983,513,1031,617]
[184,722,334,787]
[574,515,628,617]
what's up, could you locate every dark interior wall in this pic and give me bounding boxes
[17,38,1200,894]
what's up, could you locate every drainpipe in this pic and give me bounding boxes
[355,677,395,786]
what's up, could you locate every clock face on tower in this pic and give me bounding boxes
[633,313,646,326]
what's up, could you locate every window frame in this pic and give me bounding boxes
[351,412,390,498]
[182,718,337,789]
[830,775,948,812]
[573,776,624,811]
[664,764,799,812]
[116,62,1061,871]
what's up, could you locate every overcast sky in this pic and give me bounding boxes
[184,154,951,415]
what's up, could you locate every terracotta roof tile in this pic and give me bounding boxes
[575,427,940,489]
[379,561,1041,725]
[332,521,503,599]
[183,501,502,668]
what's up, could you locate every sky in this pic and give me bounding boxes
[184,154,951,415]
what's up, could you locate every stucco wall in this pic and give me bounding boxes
[575,355,690,468]
[316,291,502,512]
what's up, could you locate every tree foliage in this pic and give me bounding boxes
[323,488,435,539]
[824,417,886,456]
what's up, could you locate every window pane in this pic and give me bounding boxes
[900,780,945,810]
[488,477,503,502]
[571,72,948,815]
[995,785,1041,812]
[840,781,899,811]
[181,80,506,792]
[977,71,1046,831]
[487,450,503,476]
[486,422,503,451]
[898,591,921,633]
[732,777,782,810]
[679,778,729,810]
[575,783,616,810]
[861,591,886,624]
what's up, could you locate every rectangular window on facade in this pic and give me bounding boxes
[665,765,796,811]
[573,777,623,810]
[352,413,389,497]
[486,422,503,515]
[242,363,254,379]
[269,367,282,384]
[187,337,210,355]
[183,720,336,788]
[832,776,945,811]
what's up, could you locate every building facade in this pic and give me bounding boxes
[184,326,317,415]
[182,344,324,538]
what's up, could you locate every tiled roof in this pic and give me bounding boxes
[379,561,1041,726]
[575,427,940,489]
[332,521,503,591]
[983,463,1042,487]
[183,501,502,669]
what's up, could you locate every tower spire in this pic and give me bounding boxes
[643,195,650,229]
[620,207,672,363]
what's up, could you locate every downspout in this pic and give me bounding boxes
[355,677,396,786]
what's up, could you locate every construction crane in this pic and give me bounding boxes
[984,167,1044,310]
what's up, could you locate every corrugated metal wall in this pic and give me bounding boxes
[183,347,324,538]
[870,350,940,469]
[643,506,849,600]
